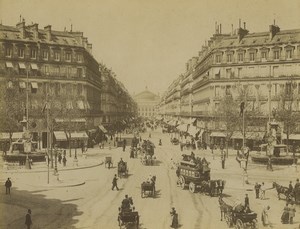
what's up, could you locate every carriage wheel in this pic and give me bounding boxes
[141,189,144,198]
[235,219,244,229]
[225,214,232,227]
[178,176,186,189]
[251,219,258,229]
[189,182,196,193]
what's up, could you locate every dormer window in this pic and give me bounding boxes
[76,53,83,62]
[54,51,60,61]
[42,50,49,60]
[5,46,12,57]
[238,53,244,62]
[227,54,232,63]
[261,51,267,60]
[65,52,71,62]
[274,50,280,60]
[216,54,222,64]
[30,48,37,59]
[18,48,24,58]
[286,49,293,59]
[249,53,255,62]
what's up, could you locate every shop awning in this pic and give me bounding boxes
[282,133,300,140]
[11,132,24,140]
[55,118,86,123]
[30,63,38,70]
[6,62,13,68]
[0,133,10,140]
[190,118,197,124]
[31,82,38,88]
[231,131,244,139]
[177,124,188,132]
[231,131,265,140]
[98,124,108,133]
[54,131,67,141]
[68,132,88,140]
[210,132,226,138]
[19,81,26,88]
[187,125,199,136]
[18,63,26,69]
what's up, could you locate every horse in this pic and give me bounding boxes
[218,197,233,222]
[272,182,293,200]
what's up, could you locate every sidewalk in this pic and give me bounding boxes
[1,147,113,174]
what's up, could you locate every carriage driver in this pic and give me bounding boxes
[121,195,132,211]
[119,158,124,165]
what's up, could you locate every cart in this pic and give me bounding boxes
[105,156,113,168]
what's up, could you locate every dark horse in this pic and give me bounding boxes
[272,182,293,201]
[218,197,233,222]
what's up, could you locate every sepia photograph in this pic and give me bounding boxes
[0,0,300,228]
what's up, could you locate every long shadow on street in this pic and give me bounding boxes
[0,186,83,229]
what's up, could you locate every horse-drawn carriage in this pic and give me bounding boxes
[141,176,156,198]
[105,156,113,168]
[273,181,300,204]
[170,138,179,145]
[141,155,156,166]
[219,198,258,229]
[141,140,156,166]
[176,155,225,195]
[118,161,128,178]
[118,197,139,229]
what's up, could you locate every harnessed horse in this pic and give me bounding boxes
[219,197,233,221]
[272,182,293,200]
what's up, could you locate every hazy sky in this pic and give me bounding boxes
[1,0,300,95]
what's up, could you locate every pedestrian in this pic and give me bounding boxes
[289,202,296,224]
[122,139,126,152]
[170,207,178,228]
[281,203,290,224]
[221,148,225,169]
[254,182,261,199]
[261,205,270,227]
[63,155,67,167]
[73,155,78,166]
[5,178,12,195]
[295,179,300,202]
[112,174,119,191]
[25,209,32,229]
[210,143,215,159]
[260,182,266,200]
[58,152,62,164]
[244,194,249,208]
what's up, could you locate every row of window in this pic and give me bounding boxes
[4,62,85,78]
[214,83,300,97]
[7,81,84,96]
[215,49,294,64]
[4,46,83,62]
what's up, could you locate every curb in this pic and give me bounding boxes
[2,162,104,174]
[34,181,86,188]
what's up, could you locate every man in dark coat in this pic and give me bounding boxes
[254,183,261,199]
[25,209,32,229]
[5,178,12,194]
[244,194,249,208]
[112,174,119,191]
[122,139,126,152]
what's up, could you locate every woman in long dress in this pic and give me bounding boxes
[281,203,290,224]
[261,206,270,226]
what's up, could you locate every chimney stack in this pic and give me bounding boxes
[87,43,92,54]
[28,23,39,39]
[44,25,52,41]
[82,37,88,48]
[269,24,280,40]
[237,26,249,42]
[16,19,26,39]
